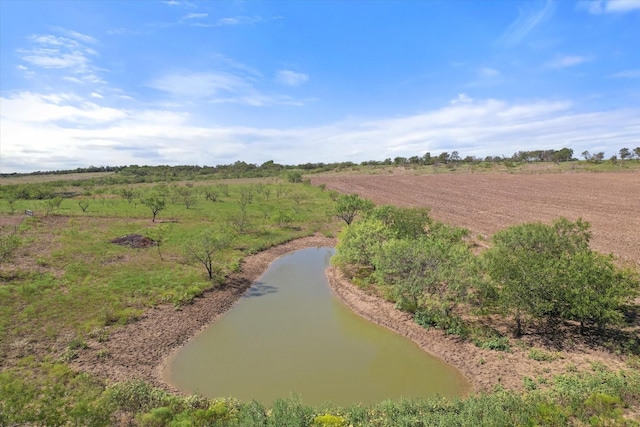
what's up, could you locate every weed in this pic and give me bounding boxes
[529,348,558,362]
[565,363,578,373]
[523,376,538,391]
[96,349,110,359]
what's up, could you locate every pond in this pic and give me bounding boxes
[163,247,470,406]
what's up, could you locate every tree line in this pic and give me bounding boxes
[3,146,639,180]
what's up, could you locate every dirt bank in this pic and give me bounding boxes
[326,266,629,393]
[74,233,628,396]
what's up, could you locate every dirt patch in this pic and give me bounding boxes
[110,234,157,249]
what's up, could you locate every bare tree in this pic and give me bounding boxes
[78,200,90,212]
[184,229,234,279]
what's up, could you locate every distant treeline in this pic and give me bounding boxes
[2,146,639,182]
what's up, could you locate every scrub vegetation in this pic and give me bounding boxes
[1,160,639,425]
[333,206,639,351]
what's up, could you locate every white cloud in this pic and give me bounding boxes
[1,92,126,124]
[17,31,104,84]
[497,0,555,47]
[148,70,304,106]
[580,0,640,14]
[450,93,473,105]
[90,92,104,99]
[609,69,640,78]
[545,55,590,69]
[56,29,97,44]
[2,91,638,173]
[480,67,501,77]
[275,70,309,86]
[182,12,208,20]
[148,71,250,98]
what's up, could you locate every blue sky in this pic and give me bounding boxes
[1,0,639,173]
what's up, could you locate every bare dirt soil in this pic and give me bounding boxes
[312,171,640,266]
[110,234,157,249]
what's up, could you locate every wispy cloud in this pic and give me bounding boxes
[275,70,309,87]
[161,0,194,7]
[608,69,640,78]
[147,69,302,106]
[579,0,640,14]
[17,30,103,84]
[182,12,208,20]
[54,28,97,44]
[2,90,638,173]
[148,71,250,98]
[480,67,501,78]
[545,54,591,69]
[497,0,555,47]
[189,15,281,28]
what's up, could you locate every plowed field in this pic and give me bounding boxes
[312,171,640,265]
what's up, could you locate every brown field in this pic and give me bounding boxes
[312,171,640,266]
[0,171,115,184]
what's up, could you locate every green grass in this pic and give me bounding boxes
[0,181,337,353]
[1,360,638,426]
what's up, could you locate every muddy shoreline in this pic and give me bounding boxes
[74,233,627,396]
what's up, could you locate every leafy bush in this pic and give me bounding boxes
[312,413,346,426]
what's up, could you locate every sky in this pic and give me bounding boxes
[1,0,639,173]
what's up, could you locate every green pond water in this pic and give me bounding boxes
[164,247,470,406]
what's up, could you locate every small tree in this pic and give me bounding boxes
[142,195,166,223]
[228,206,250,234]
[634,147,640,159]
[592,152,605,163]
[6,195,16,215]
[283,171,303,183]
[619,148,631,160]
[148,224,171,260]
[180,188,197,209]
[78,200,89,212]
[119,188,137,204]
[372,237,472,314]
[272,209,293,228]
[204,188,219,202]
[43,196,63,216]
[0,232,20,265]
[333,218,394,268]
[184,229,234,280]
[483,218,637,336]
[334,194,374,225]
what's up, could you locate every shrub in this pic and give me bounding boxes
[312,413,346,426]
[528,348,558,362]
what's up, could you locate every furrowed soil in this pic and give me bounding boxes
[312,171,640,266]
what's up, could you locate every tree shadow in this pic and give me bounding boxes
[243,281,278,298]
[525,319,640,356]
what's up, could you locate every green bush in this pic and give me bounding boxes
[312,413,346,426]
